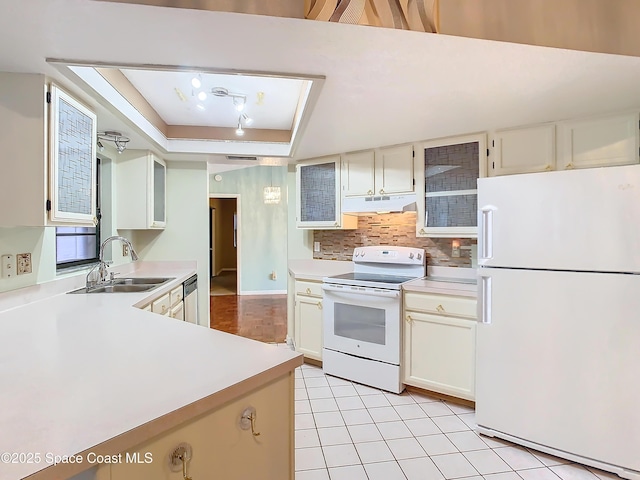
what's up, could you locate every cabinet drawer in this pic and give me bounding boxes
[170,301,184,321]
[295,280,323,298]
[404,292,476,318]
[170,285,183,306]
[151,292,171,315]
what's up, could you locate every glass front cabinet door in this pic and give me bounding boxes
[49,85,98,225]
[415,134,487,238]
[296,156,356,229]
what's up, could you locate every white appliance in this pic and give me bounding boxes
[183,275,198,324]
[477,164,640,480]
[322,246,426,394]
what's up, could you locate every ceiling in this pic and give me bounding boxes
[1,0,640,166]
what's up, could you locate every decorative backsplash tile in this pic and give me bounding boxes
[313,212,476,267]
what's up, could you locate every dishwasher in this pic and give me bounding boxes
[183,275,198,324]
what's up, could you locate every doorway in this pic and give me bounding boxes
[209,195,239,296]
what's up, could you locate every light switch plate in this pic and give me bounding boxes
[1,254,14,278]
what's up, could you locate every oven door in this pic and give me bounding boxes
[322,283,401,365]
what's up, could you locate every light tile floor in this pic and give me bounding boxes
[294,363,619,480]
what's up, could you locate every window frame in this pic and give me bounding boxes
[55,158,101,270]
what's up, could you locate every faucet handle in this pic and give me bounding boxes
[109,271,121,281]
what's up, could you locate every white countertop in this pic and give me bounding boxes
[288,259,353,281]
[0,262,302,480]
[403,266,478,297]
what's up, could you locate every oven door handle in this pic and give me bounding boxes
[322,284,400,298]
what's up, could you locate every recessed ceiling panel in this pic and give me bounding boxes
[121,69,305,129]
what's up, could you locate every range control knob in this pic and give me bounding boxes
[409,253,415,259]
[417,253,422,260]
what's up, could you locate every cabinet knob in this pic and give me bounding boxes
[436,304,445,313]
[419,228,426,235]
[334,222,338,227]
[379,189,385,195]
[406,314,412,323]
[367,189,373,195]
[565,162,574,169]
[317,301,322,310]
[162,305,167,313]
[92,216,98,226]
[545,165,552,171]
[306,288,311,294]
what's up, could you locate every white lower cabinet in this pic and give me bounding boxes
[294,280,323,361]
[403,291,477,401]
[143,283,185,321]
[108,373,293,480]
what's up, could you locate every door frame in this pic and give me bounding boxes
[208,193,241,295]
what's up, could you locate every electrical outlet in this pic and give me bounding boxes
[1,254,14,278]
[451,240,461,258]
[271,270,277,280]
[122,244,129,256]
[314,241,320,252]
[16,253,32,275]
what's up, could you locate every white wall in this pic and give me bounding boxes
[286,168,313,261]
[129,161,210,326]
[210,165,288,294]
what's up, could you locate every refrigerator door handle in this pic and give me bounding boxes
[478,275,492,324]
[479,206,496,260]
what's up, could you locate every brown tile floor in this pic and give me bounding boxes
[210,294,288,343]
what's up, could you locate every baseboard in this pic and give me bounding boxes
[404,385,475,408]
[239,289,287,296]
[220,268,237,272]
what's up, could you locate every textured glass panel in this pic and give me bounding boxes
[426,194,478,228]
[56,234,96,263]
[425,142,479,193]
[153,160,165,222]
[333,303,386,345]
[300,162,336,222]
[57,98,93,215]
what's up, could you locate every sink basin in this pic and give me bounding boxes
[112,277,174,285]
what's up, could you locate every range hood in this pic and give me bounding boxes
[341,193,417,214]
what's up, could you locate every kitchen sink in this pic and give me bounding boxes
[112,277,174,285]
[67,277,174,294]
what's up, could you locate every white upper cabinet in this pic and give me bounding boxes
[296,156,357,229]
[342,144,414,198]
[117,151,166,229]
[375,144,415,195]
[342,150,375,197]
[557,113,640,170]
[490,124,556,176]
[415,133,487,238]
[0,73,97,227]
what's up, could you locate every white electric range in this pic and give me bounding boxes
[322,246,426,394]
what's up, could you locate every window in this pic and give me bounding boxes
[56,158,101,269]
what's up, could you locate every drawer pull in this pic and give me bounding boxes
[436,304,445,313]
[169,443,193,479]
[306,288,311,294]
[240,406,261,436]
[162,304,167,313]
[406,314,412,323]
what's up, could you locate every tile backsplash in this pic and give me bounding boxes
[313,212,476,267]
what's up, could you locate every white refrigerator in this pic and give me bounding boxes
[477,164,640,480]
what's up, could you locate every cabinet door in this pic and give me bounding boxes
[296,156,356,229]
[342,150,375,197]
[150,156,166,228]
[558,113,640,170]
[375,144,414,195]
[110,373,293,480]
[403,309,476,401]
[491,125,555,176]
[294,294,323,361]
[49,85,98,225]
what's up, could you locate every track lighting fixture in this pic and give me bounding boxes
[97,131,130,154]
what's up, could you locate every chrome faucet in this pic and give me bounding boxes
[85,236,139,290]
